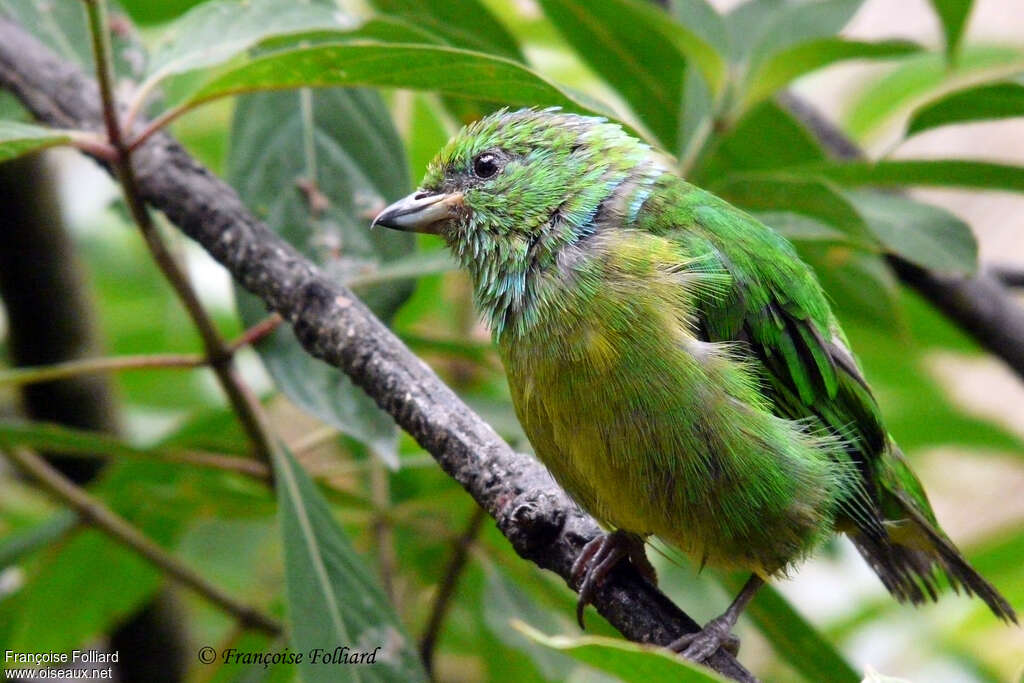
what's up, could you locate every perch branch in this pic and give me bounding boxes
[0,17,755,681]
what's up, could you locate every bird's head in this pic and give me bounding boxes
[372,108,665,333]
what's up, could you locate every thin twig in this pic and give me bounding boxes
[83,0,279,467]
[419,506,486,675]
[228,313,283,352]
[370,455,397,604]
[126,104,186,152]
[0,353,203,386]
[0,315,282,387]
[991,265,1024,289]
[3,446,282,634]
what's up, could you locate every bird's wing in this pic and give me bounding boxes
[636,181,887,471]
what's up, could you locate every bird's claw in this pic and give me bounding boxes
[571,531,655,629]
[668,615,741,662]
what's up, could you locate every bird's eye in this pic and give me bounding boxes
[473,153,499,179]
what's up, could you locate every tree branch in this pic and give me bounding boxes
[83,0,279,469]
[420,506,486,675]
[0,18,755,682]
[778,92,1024,381]
[2,445,282,635]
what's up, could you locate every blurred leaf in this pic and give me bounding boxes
[253,16,447,52]
[844,190,977,275]
[403,93,452,182]
[718,574,860,683]
[513,621,730,683]
[678,61,714,161]
[229,87,412,465]
[538,0,718,150]
[145,0,345,83]
[711,173,876,246]
[273,444,425,682]
[0,120,71,163]
[843,46,1024,139]
[369,0,523,61]
[1,531,163,653]
[906,80,1024,137]
[668,0,729,56]
[726,0,864,67]
[186,42,614,120]
[345,249,458,289]
[795,159,1024,193]
[798,244,903,329]
[0,90,28,121]
[845,291,1024,453]
[0,419,231,464]
[0,0,146,80]
[483,567,578,681]
[693,101,826,185]
[0,511,76,568]
[927,0,973,61]
[117,0,207,25]
[741,38,920,109]
[157,405,249,455]
[756,211,852,244]
[1,458,221,655]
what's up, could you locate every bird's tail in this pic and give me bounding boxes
[850,445,1017,623]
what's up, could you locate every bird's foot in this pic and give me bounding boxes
[668,614,741,662]
[571,531,655,628]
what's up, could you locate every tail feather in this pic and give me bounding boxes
[851,493,1017,624]
[898,494,1017,623]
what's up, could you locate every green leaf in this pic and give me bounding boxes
[928,0,974,61]
[755,211,853,244]
[229,87,412,466]
[513,621,730,683]
[799,244,904,329]
[692,101,826,185]
[718,575,861,683]
[845,292,1024,453]
[906,80,1024,137]
[0,419,240,465]
[742,38,920,109]
[0,120,72,163]
[669,0,730,57]
[1,531,163,653]
[726,0,864,67]
[273,444,426,682]
[711,173,876,246]
[368,0,523,61]
[537,0,722,150]
[0,0,146,81]
[844,189,978,275]
[145,0,346,82]
[0,511,76,568]
[185,42,611,119]
[483,568,577,681]
[344,249,457,289]
[117,0,207,25]
[793,159,1024,193]
[843,46,1024,140]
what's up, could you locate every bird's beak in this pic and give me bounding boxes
[371,190,463,234]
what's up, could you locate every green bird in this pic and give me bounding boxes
[372,108,1016,661]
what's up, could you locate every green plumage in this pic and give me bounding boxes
[377,108,1016,625]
